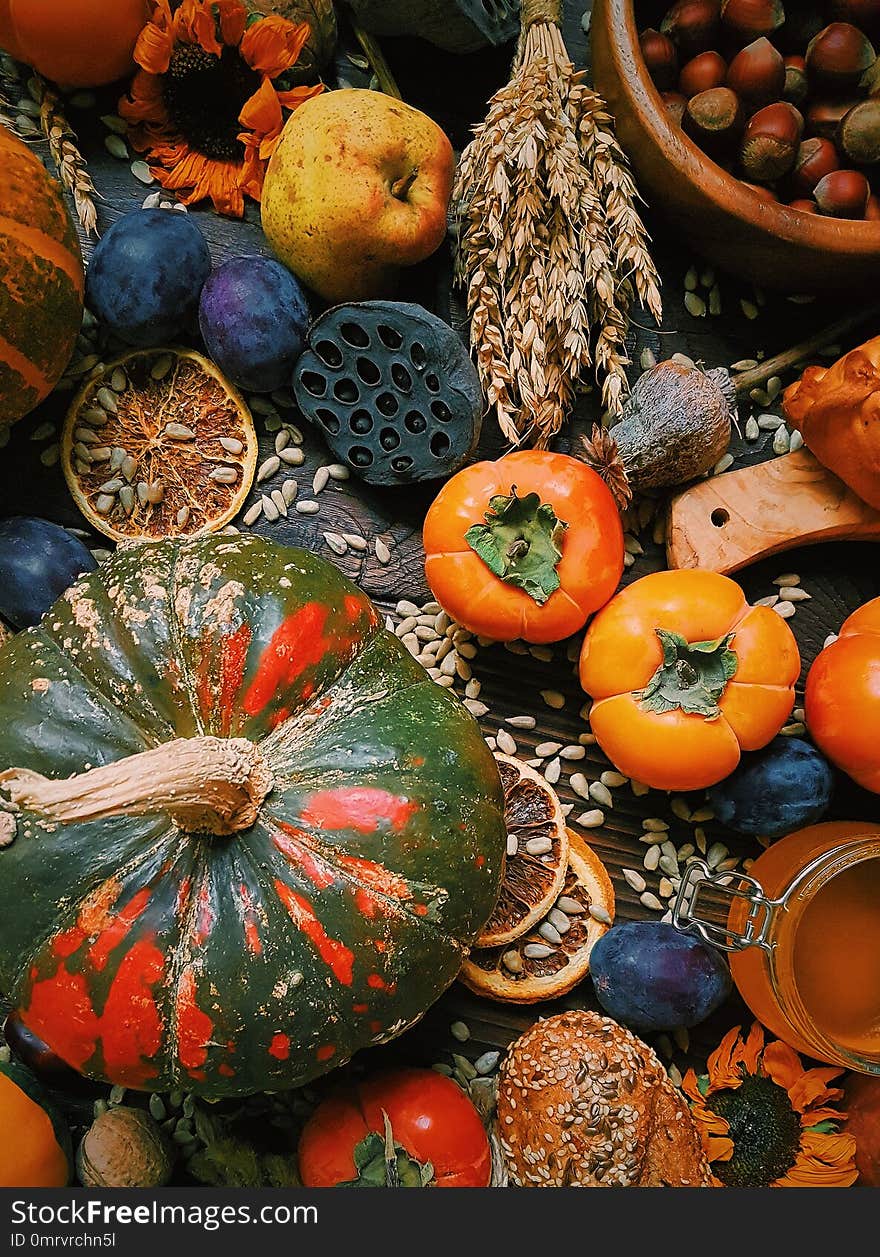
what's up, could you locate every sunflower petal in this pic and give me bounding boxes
[218,0,247,46]
[241,16,310,77]
[277,84,325,111]
[762,1039,806,1093]
[134,17,175,75]
[787,1066,845,1116]
[772,1131,858,1187]
[176,0,223,57]
[740,1021,765,1073]
[239,76,283,138]
[705,1026,746,1093]
[119,71,169,128]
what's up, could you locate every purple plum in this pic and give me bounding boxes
[198,256,310,392]
[86,209,211,347]
[590,921,731,1031]
[0,517,97,629]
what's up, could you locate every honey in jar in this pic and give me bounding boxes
[675,822,880,1073]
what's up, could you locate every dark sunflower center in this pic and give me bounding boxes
[163,42,259,161]
[707,1076,802,1188]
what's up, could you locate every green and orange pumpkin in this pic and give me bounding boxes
[0,128,84,426]
[0,535,506,1098]
[0,1060,72,1186]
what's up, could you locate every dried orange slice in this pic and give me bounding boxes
[461,831,615,1004]
[62,348,257,541]
[475,753,569,950]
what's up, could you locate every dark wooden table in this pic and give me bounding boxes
[2,1,879,1089]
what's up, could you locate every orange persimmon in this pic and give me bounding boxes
[806,596,880,792]
[579,570,800,792]
[0,0,148,89]
[423,451,624,644]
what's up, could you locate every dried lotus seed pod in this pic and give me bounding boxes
[294,301,483,485]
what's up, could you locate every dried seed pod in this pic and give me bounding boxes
[294,301,482,485]
[837,99,880,164]
[740,102,803,182]
[806,22,876,95]
[726,38,785,109]
[579,360,734,505]
[679,50,727,97]
[683,86,745,154]
[640,28,679,90]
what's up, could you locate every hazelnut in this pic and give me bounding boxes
[640,28,679,91]
[684,86,745,154]
[814,167,871,216]
[680,51,728,97]
[806,23,876,95]
[661,0,723,59]
[806,97,860,138]
[783,55,809,106]
[866,192,880,217]
[837,99,880,164]
[661,90,689,126]
[740,101,804,182]
[720,0,785,46]
[727,38,785,108]
[787,198,820,213]
[790,137,840,197]
[829,1,880,39]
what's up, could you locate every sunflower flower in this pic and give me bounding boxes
[682,1023,858,1188]
[120,0,323,217]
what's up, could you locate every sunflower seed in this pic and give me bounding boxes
[324,532,347,556]
[137,481,149,505]
[281,478,298,505]
[544,758,561,785]
[707,842,728,868]
[740,298,760,320]
[375,538,391,563]
[684,292,706,318]
[271,489,287,517]
[540,689,566,710]
[671,797,692,821]
[589,782,613,808]
[789,429,804,451]
[589,904,612,925]
[151,354,174,380]
[576,809,605,827]
[523,943,554,960]
[110,368,128,393]
[684,267,699,292]
[74,427,100,445]
[450,1020,470,1043]
[81,407,108,426]
[496,729,517,755]
[104,133,129,160]
[40,444,60,467]
[525,836,553,856]
[732,358,759,372]
[506,833,519,857]
[623,869,646,893]
[274,429,291,454]
[773,427,791,455]
[644,845,661,872]
[502,949,523,973]
[327,464,349,481]
[547,908,570,934]
[210,466,239,484]
[90,447,111,463]
[312,467,330,495]
[600,770,627,787]
[119,486,135,515]
[296,500,320,515]
[262,495,279,522]
[557,895,586,916]
[176,506,191,528]
[640,892,665,911]
[538,921,563,945]
[95,494,115,515]
[774,601,796,618]
[476,1051,500,1075]
[243,501,263,526]
[257,455,280,482]
[279,447,304,466]
[74,443,92,463]
[343,533,367,551]
[780,586,809,602]
[507,715,536,729]
[659,854,679,877]
[96,388,118,413]
[570,773,590,799]
[220,436,243,455]
[745,416,760,441]
[713,453,734,475]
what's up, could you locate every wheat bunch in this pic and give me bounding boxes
[30,74,99,236]
[454,0,662,444]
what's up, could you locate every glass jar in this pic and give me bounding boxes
[673,822,880,1074]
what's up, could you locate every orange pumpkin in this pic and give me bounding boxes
[0,129,83,426]
[0,0,147,88]
[423,451,624,644]
[579,570,800,792]
[0,1061,71,1187]
[806,597,880,792]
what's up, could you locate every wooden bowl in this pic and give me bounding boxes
[591,0,880,294]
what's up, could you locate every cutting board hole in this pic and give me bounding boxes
[711,508,730,528]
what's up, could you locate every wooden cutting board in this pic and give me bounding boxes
[666,449,880,574]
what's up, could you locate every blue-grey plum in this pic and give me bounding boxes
[590,921,732,1031]
[85,209,211,346]
[198,256,309,392]
[708,736,834,839]
[0,517,97,628]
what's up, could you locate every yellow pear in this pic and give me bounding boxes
[261,89,455,303]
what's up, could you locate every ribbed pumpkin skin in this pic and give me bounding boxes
[0,129,84,424]
[0,536,505,1098]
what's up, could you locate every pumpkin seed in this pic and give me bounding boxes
[81,407,108,427]
[131,160,154,184]
[149,1095,167,1121]
[74,442,93,463]
[295,500,320,515]
[90,447,112,463]
[105,134,129,160]
[121,455,138,482]
[773,427,791,455]
[707,842,728,869]
[643,817,669,832]
[475,1051,500,1075]
[789,429,804,451]
[243,501,263,526]
[659,854,679,877]
[523,943,555,960]
[75,427,101,445]
[432,1063,453,1077]
[684,292,706,318]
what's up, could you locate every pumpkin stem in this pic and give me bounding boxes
[0,737,273,837]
